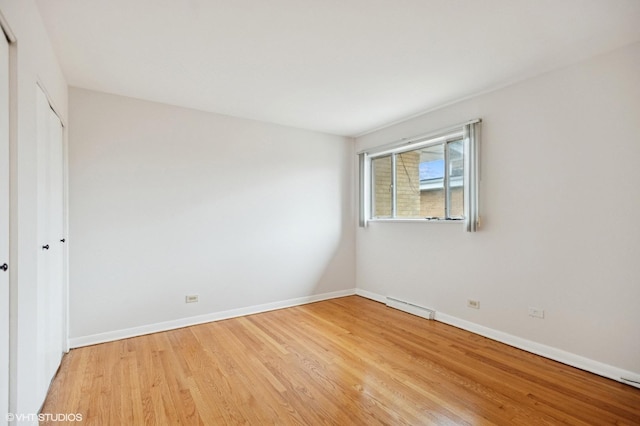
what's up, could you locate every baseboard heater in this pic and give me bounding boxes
[386,297,435,320]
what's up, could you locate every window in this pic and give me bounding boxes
[359,120,480,231]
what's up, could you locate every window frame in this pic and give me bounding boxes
[358,120,481,231]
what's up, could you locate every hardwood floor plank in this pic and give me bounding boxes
[41,296,640,425]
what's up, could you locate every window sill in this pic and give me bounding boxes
[367,218,463,224]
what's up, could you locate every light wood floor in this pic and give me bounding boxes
[42,296,640,425]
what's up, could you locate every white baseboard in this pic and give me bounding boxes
[356,290,640,389]
[355,288,386,303]
[386,296,435,320]
[69,289,356,348]
[69,287,640,389]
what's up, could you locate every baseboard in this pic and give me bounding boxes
[386,296,435,320]
[356,289,640,389]
[69,288,356,348]
[355,288,386,303]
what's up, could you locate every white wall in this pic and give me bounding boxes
[356,43,640,377]
[0,0,68,418]
[68,88,354,342]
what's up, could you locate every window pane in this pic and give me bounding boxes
[363,126,474,224]
[418,144,445,218]
[395,151,422,218]
[372,155,392,217]
[448,139,464,218]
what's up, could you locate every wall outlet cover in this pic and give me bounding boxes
[467,299,480,309]
[528,307,544,318]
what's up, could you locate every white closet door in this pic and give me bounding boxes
[46,106,64,385]
[35,86,65,405]
[0,31,10,424]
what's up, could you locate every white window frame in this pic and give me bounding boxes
[358,119,481,231]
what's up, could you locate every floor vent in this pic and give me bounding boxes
[386,297,435,320]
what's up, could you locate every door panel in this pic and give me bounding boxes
[46,107,64,382]
[35,86,65,405]
[1,30,10,424]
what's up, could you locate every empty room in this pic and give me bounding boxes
[1,0,640,424]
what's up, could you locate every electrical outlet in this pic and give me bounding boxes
[528,307,544,318]
[185,295,199,303]
[467,299,480,309]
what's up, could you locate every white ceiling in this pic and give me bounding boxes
[36,0,640,136]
